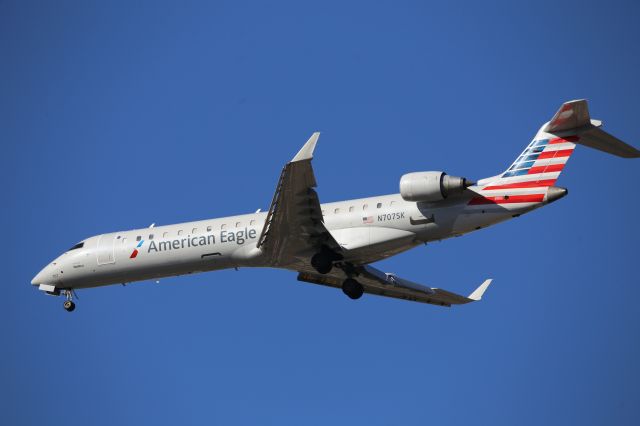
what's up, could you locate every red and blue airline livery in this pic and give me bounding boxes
[129,240,144,259]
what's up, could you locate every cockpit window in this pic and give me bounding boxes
[68,242,84,251]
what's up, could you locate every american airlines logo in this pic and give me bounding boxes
[130,240,144,258]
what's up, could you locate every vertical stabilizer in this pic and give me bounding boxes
[472,100,638,206]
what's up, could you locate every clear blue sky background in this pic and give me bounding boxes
[2,1,639,425]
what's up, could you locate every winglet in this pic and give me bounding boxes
[291,132,320,162]
[468,279,493,301]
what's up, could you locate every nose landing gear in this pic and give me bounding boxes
[63,290,76,312]
[63,300,76,312]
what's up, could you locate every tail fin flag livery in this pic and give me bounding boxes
[473,100,638,205]
[31,100,639,312]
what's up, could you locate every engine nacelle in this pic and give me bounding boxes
[399,171,471,202]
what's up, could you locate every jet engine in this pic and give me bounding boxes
[399,171,472,202]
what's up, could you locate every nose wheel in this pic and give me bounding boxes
[63,290,76,312]
[63,300,76,312]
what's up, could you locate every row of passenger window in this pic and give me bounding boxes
[133,220,258,242]
[129,200,396,241]
[323,200,396,215]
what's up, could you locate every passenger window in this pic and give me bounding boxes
[221,224,227,230]
[122,238,127,244]
[136,236,141,241]
[235,222,241,228]
[349,206,354,212]
[390,201,396,206]
[163,232,168,238]
[334,208,340,214]
[250,220,255,226]
[149,234,154,240]
[207,226,212,232]
[177,230,183,236]
[363,204,368,210]
[192,228,198,234]
[377,203,382,208]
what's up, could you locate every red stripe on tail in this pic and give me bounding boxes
[469,194,545,205]
[537,148,574,159]
[549,135,579,144]
[528,163,565,174]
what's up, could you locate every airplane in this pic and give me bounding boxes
[31,100,639,312]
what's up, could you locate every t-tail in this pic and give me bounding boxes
[473,99,639,206]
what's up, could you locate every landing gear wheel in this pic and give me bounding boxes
[63,300,76,312]
[311,253,333,274]
[342,278,364,300]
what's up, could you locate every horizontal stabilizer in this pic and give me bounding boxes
[578,126,640,158]
[543,99,591,133]
[542,100,639,158]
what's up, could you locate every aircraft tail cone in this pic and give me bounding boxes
[545,186,568,203]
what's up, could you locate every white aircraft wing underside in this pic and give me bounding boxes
[257,133,342,266]
[297,264,492,307]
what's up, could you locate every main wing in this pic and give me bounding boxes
[256,133,341,266]
[297,264,492,307]
[258,133,492,306]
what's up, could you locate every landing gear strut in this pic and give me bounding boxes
[63,290,76,312]
[342,278,364,300]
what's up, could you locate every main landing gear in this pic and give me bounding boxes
[311,247,342,275]
[310,249,363,300]
[311,252,333,274]
[342,278,364,300]
[63,290,76,312]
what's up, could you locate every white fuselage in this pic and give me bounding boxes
[31,100,639,311]
[31,188,554,291]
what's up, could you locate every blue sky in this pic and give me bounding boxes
[2,1,639,425]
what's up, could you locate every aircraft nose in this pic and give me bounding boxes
[31,264,53,286]
[31,269,45,285]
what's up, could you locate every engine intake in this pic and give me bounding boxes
[400,171,471,202]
